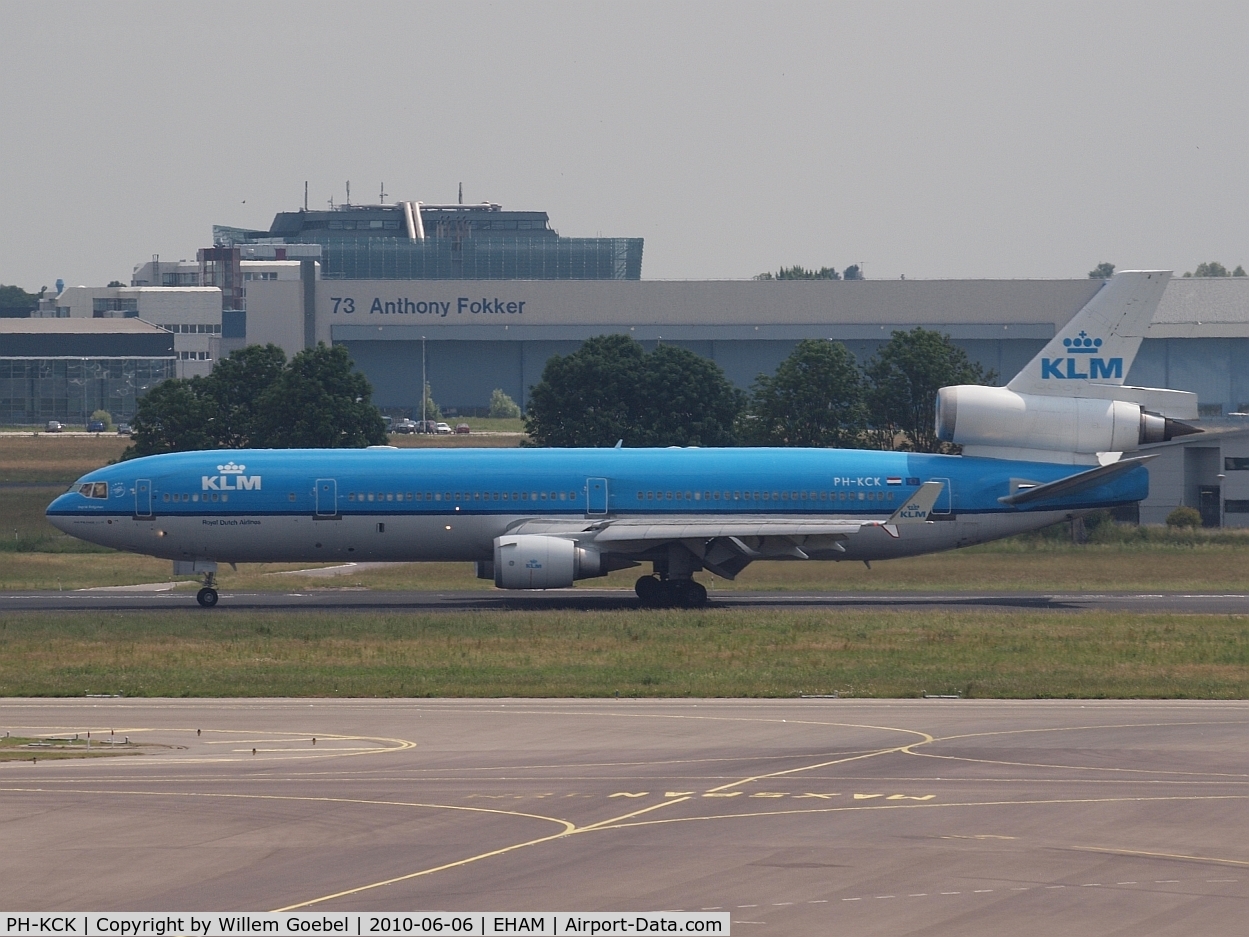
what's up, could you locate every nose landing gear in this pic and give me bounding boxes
[196,571,219,608]
[634,575,708,609]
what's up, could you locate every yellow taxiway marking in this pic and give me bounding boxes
[578,794,1249,834]
[273,796,691,911]
[1069,845,1249,868]
[912,721,1249,779]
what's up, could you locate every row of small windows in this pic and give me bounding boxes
[346,490,579,503]
[637,489,895,503]
[179,351,212,360]
[162,492,229,502]
[161,323,222,334]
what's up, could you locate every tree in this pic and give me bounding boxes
[524,334,743,447]
[843,264,863,280]
[126,377,220,457]
[741,339,865,447]
[253,343,388,448]
[630,344,743,447]
[420,383,443,422]
[199,343,288,447]
[525,334,645,446]
[1235,266,1247,277]
[1166,505,1202,528]
[1184,261,1231,277]
[107,280,125,288]
[754,265,841,281]
[0,284,37,315]
[123,342,386,457]
[1088,262,1115,279]
[864,327,994,452]
[488,388,522,419]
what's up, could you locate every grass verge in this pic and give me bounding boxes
[0,608,1245,698]
[0,733,144,761]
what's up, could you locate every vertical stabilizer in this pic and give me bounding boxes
[1007,270,1170,396]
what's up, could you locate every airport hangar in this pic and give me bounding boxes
[239,274,1249,527]
[243,274,1249,418]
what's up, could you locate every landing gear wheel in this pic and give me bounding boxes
[673,580,708,609]
[635,575,663,607]
[196,587,219,608]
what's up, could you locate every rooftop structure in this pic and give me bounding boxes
[214,199,643,280]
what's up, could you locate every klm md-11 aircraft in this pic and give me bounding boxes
[48,271,1198,608]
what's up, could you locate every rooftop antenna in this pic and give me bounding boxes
[379,182,387,204]
[304,181,308,211]
[345,181,351,206]
[458,182,463,205]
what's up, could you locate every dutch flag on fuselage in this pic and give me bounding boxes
[886,477,902,485]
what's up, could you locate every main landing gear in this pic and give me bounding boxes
[635,575,708,609]
[196,571,219,608]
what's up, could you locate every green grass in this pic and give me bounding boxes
[0,608,1245,698]
[0,487,114,553]
[0,434,129,484]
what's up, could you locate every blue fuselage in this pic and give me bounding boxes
[46,447,1146,567]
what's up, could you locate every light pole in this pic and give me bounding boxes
[421,335,427,430]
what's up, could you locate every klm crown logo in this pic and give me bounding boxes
[1041,331,1122,380]
[217,461,246,474]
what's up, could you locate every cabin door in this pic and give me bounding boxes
[135,479,152,517]
[586,477,608,516]
[315,478,338,517]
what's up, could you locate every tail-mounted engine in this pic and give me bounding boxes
[936,385,1199,459]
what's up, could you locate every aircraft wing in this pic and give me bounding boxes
[591,519,863,541]
[505,481,946,578]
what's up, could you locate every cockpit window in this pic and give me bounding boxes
[78,482,109,499]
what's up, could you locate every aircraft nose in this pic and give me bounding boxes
[45,494,76,533]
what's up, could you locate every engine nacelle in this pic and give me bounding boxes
[936,385,1197,456]
[493,535,603,589]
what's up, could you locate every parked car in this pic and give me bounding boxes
[392,418,418,434]
[116,423,132,436]
[454,423,471,434]
[435,422,453,434]
[87,419,107,433]
[45,420,62,433]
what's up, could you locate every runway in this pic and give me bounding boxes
[1,698,1246,936]
[4,588,1249,613]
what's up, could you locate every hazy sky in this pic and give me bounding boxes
[2,1,1247,289]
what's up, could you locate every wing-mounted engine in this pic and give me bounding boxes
[936,384,1199,464]
[493,534,605,589]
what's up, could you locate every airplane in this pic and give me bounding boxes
[47,270,1199,609]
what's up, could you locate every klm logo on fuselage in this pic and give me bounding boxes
[1041,331,1122,380]
[202,461,261,491]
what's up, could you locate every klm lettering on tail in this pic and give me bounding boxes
[202,461,262,491]
[1040,331,1122,380]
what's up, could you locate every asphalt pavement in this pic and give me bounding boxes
[1,698,1246,936]
[3,588,1249,613]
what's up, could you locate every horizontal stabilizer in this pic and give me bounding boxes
[997,454,1155,506]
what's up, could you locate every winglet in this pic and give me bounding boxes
[883,480,945,537]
